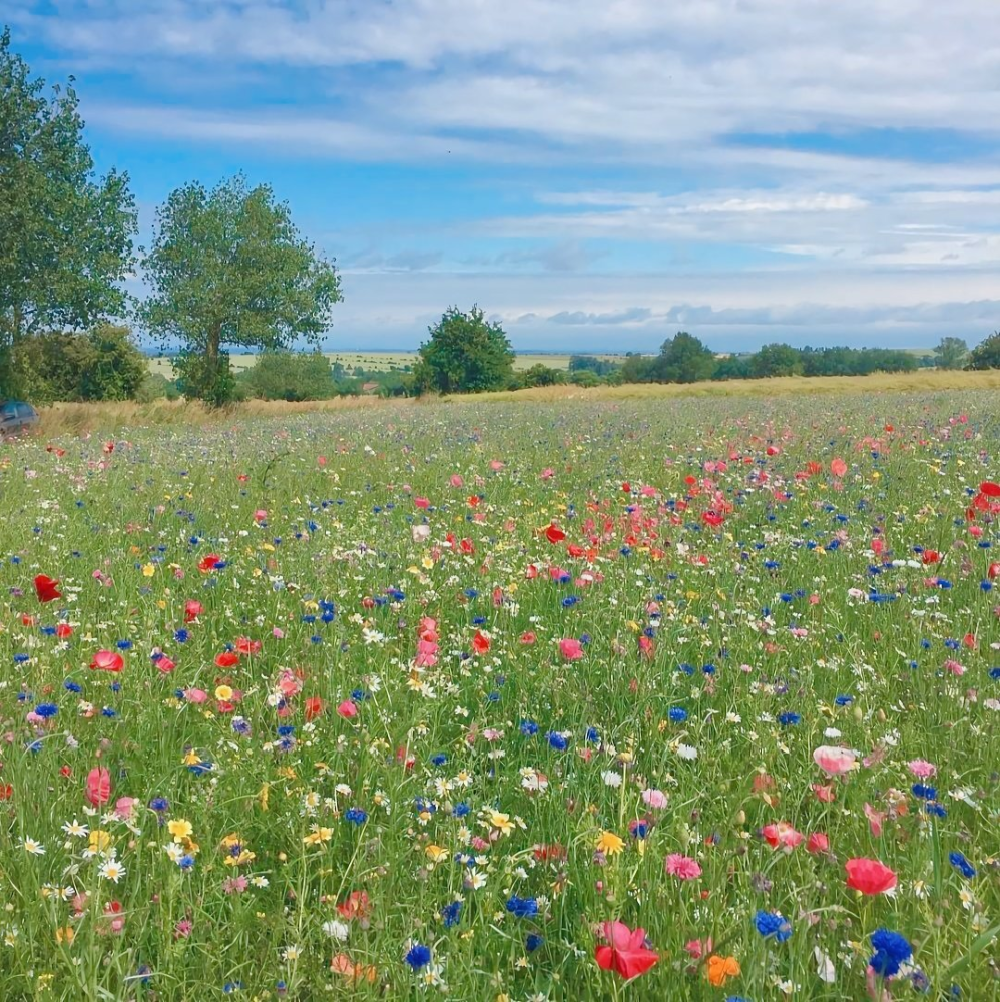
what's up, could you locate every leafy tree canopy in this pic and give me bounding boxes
[0,27,137,396]
[414,306,515,394]
[139,174,341,405]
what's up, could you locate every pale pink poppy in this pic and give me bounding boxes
[184,688,208,704]
[907,759,937,779]
[641,789,668,809]
[813,745,856,777]
[762,822,804,851]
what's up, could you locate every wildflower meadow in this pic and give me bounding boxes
[2,392,1000,1001]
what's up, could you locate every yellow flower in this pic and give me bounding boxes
[168,819,193,842]
[303,827,333,846]
[88,830,112,853]
[182,749,201,767]
[214,684,233,701]
[141,563,155,577]
[487,810,514,836]
[55,925,74,945]
[425,844,449,863]
[595,830,625,856]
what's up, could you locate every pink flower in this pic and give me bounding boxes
[845,858,897,895]
[184,688,208,704]
[450,474,464,487]
[806,832,830,854]
[113,797,136,820]
[762,822,804,851]
[337,700,358,719]
[641,789,668,809]
[594,920,659,980]
[908,759,937,779]
[813,745,857,777]
[664,853,702,880]
[944,658,965,676]
[559,638,584,661]
[864,802,887,838]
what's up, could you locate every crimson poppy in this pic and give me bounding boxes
[34,574,61,603]
[595,921,659,980]
[197,554,222,573]
[845,857,897,895]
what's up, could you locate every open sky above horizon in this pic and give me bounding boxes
[8,0,1000,353]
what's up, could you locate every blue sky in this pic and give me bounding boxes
[8,0,1000,353]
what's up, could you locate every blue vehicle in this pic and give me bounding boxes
[0,400,39,436]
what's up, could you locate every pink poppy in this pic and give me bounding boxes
[559,638,584,661]
[806,832,830,854]
[813,745,856,777]
[85,767,111,806]
[337,700,358,719]
[845,858,897,895]
[641,789,667,809]
[89,650,124,673]
[594,921,659,980]
[762,822,804,851]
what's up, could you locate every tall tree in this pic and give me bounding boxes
[650,332,717,383]
[140,175,341,405]
[414,306,515,394]
[0,27,137,396]
[932,336,968,370]
[967,332,1000,370]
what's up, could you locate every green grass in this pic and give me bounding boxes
[2,390,1000,999]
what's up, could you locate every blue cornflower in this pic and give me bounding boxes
[668,707,688,723]
[911,783,937,801]
[835,694,854,706]
[526,933,544,953]
[586,727,600,743]
[453,802,470,818]
[778,711,801,726]
[405,944,432,970]
[869,928,912,978]
[519,720,539,736]
[34,703,57,718]
[755,910,792,942]
[179,854,195,871]
[441,901,462,927]
[344,808,368,825]
[431,754,448,767]
[990,668,1000,679]
[949,851,976,878]
[506,895,539,919]
[150,797,169,812]
[926,802,948,818]
[64,680,82,693]
[546,731,568,751]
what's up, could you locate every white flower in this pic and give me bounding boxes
[601,770,623,788]
[22,838,45,856]
[98,859,125,883]
[675,743,698,761]
[61,820,88,838]
[322,920,350,942]
[282,945,301,962]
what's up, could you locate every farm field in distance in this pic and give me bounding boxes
[2,389,1000,999]
[146,351,631,378]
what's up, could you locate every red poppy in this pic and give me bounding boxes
[85,767,111,806]
[845,857,897,895]
[89,650,124,672]
[184,600,203,623]
[990,562,1000,580]
[235,637,261,656]
[921,550,940,564]
[981,481,1000,498]
[34,574,61,603]
[55,623,73,639]
[336,890,371,921]
[807,832,829,854]
[214,651,239,668]
[0,784,12,800]
[595,920,659,980]
[304,696,324,721]
[197,554,222,573]
[472,630,491,654]
[831,457,848,477]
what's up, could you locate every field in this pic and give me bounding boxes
[146,352,630,378]
[3,386,1000,999]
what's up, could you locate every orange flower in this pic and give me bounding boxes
[706,954,740,987]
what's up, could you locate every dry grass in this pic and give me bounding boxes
[29,369,1000,436]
